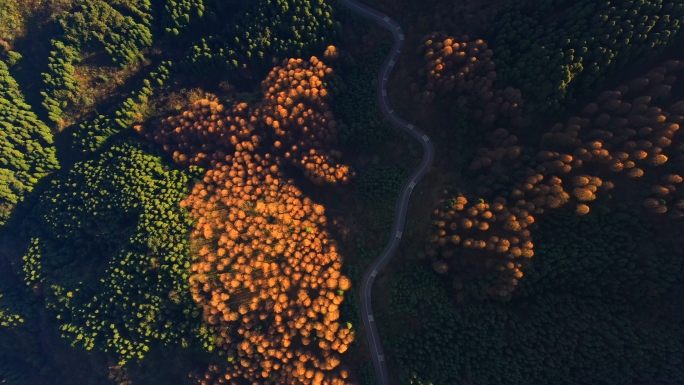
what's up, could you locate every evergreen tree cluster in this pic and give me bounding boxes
[40,40,81,123]
[41,0,154,123]
[490,0,684,115]
[178,0,342,76]
[21,138,213,366]
[0,315,51,385]
[332,43,396,149]
[355,164,410,233]
[0,256,53,385]
[388,207,684,385]
[356,165,411,209]
[162,0,206,37]
[73,61,173,154]
[57,0,153,68]
[0,61,59,226]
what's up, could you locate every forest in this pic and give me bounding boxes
[1,0,684,384]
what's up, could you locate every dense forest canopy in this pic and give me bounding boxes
[22,138,212,365]
[1,0,684,384]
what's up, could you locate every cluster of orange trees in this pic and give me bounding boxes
[413,32,529,128]
[137,54,353,186]
[182,151,354,384]
[426,58,684,297]
[137,98,259,167]
[137,54,356,384]
[259,57,353,185]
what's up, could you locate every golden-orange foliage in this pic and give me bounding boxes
[575,204,590,216]
[182,150,353,384]
[414,32,529,128]
[137,55,356,385]
[260,57,354,185]
[135,97,260,168]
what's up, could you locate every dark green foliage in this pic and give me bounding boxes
[178,0,341,75]
[339,263,362,330]
[490,0,684,115]
[333,44,395,148]
[357,362,378,385]
[356,164,410,232]
[0,61,59,226]
[21,138,214,365]
[356,164,410,208]
[0,276,25,328]
[0,318,50,385]
[0,255,52,385]
[354,236,380,260]
[388,208,684,384]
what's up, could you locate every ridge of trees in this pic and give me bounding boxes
[0,60,59,226]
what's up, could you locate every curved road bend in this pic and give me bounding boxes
[336,0,436,384]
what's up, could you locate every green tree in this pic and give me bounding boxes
[0,60,59,226]
[22,138,212,365]
[490,0,684,114]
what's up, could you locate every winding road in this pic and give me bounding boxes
[337,0,436,384]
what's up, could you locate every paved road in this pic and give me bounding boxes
[336,0,436,384]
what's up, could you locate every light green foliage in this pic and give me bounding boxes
[0,61,59,226]
[41,0,153,123]
[40,40,81,123]
[491,0,684,115]
[178,0,341,75]
[57,0,152,67]
[333,44,396,148]
[0,285,24,328]
[73,61,173,154]
[389,208,684,384]
[0,306,22,328]
[162,0,205,36]
[3,51,22,67]
[21,138,213,365]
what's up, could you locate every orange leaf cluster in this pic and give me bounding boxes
[260,57,353,185]
[414,32,529,128]
[427,58,684,296]
[133,54,356,384]
[323,46,339,62]
[542,61,684,218]
[135,98,260,167]
[180,148,354,384]
[427,194,532,296]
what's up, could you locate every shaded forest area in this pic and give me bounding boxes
[2,0,684,384]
